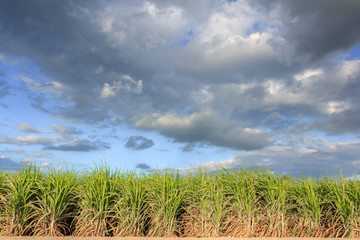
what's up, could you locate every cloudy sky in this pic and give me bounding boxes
[1,0,360,177]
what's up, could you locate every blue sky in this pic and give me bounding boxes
[1,0,360,177]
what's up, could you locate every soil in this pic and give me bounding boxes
[1,237,359,240]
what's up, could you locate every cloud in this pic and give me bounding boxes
[43,138,110,152]
[1,0,360,175]
[100,75,143,98]
[173,140,360,177]
[22,158,37,164]
[17,123,49,133]
[0,156,23,170]
[9,149,25,153]
[25,152,53,158]
[134,111,272,151]
[0,79,10,99]
[20,76,69,97]
[0,79,10,108]
[14,135,54,145]
[181,143,196,152]
[125,136,154,150]
[254,0,360,62]
[136,163,151,170]
[48,124,82,136]
[39,162,50,169]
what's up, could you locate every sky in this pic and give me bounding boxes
[1,0,360,177]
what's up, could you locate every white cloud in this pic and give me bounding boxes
[39,162,50,168]
[22,158,37,164]
[326,100,352,115]
[170,158,238,174]
[193,86,214,104]
[20,75,68,96]
[9,149,25,153]
[14,135,53,145]
[101,74,143,98]
[25,152,53,158]
[55,166,63,171]
[294,68,323,87]
[96,1,186,50]
[17,123,49,133]
[48,124,81,136]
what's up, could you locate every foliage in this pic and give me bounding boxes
[0,164,359,237]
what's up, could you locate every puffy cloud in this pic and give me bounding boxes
[22,158,37,164]
[20,76,68,96]
[14,135,54,145]
[125,136,154,150]
[39,162,50,169]
[326,101,352,115]
[101,75,143,98]
[48,124,82,136]
[43,138,110,152]
[17,123,49,133]
[134,111,272,151]
[9,149,25,153]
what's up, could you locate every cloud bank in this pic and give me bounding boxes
[1,0,360,175]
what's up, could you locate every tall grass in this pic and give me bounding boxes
[27,169,77,236]
[256,169,294,237]
[112,171,148,236]
[0,165,41,235]
[0,164,359,237]
[182,169,231,237]
[221,168,259,237]
[73,164,118,236]
[293,176,324,237]
[145,170,187,237]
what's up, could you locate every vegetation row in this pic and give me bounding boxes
[0,164,360,238]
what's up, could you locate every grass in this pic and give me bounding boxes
[0,164,359,237]
[27,168,77,236]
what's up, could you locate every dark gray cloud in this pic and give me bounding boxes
[136,163,151,170]
[175,142,360,178]
[125,136,154,150]
[0,79,10,99]
[254,0,360,62]
[0,79,10,107]
[313,73,360,134]
[315,108,360,135]
[134,111,272,151]
[235,143,360,177]
[43,139,110,152]
[181,143,196,152]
